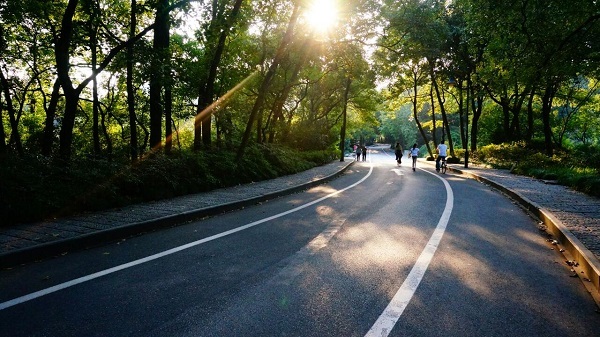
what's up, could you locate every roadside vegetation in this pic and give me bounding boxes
[472,142,600,197]
[0,145,336,227]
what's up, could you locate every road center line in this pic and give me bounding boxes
[365,169,454,337]
[0,163,373,311]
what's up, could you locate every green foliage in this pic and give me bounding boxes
[0,145,336,227]
[473,141,534,168]
[446,156,461,164]
[377,103,419,147]
[565,143,600,171]
[296,149,337,166]
[0,154,123,224]
[473,142,600,197]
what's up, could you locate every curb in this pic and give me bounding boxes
[445,164,600,304]
[1,161,354,268]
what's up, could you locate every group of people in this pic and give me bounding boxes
[355,144,368,161]
[395,143,420,171]
[394,141,448,172]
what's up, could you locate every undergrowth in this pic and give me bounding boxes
[0,145,337,227]
[472,142,600,197]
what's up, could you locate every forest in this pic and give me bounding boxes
[1,0,599,225]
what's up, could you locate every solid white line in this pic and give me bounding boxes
[365,169,454,337]
[0,162,373,311]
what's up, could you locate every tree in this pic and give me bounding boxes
[459,0,600,155]
[193,0,245,150]
[237,1,302,160]
[127,0,139,162]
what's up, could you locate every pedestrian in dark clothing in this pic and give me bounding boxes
[394,143,403,164]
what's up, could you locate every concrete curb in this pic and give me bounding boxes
[0,161,354,268]
[444,164,600,303]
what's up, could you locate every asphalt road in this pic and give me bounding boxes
[1,145,599,336]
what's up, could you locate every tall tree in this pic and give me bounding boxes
[194,0,245,150]
[237,1,301,160]
[127,0,139,162]
[51,0,159,159]
[149,0,169,150]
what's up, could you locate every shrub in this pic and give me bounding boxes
[446,156,461,164]
[473,142,533,168]
[0,145,335,227]
[297,149,337,166]
[568,144,600,172]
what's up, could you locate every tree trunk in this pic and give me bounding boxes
[99,106,113,160]
[91,24,101,157]
[0,124,5,157]
[56,0,79,160]
[127,0,139,162]
[0,70,23,155]
[163,9,172,155]
[430,84,437,146]
[501,98,511,141]
[339,78,351,162]
[541,81,557,156]
[165,86,173,154]
[457,84,466,150]
[41,79,61,156]
[58,88,80,160]
[526,87,535,142]
[412,71,432,157]
[0,93,5,155]
[149,0,170,150]
[471,92,483,152]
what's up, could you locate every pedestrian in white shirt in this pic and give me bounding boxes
[410,144,420,172]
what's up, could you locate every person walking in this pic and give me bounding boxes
[394,142,403,165]
[410,143,419,171]
[356,145,362,161]
[362,145,367,161]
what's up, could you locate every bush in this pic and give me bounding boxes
[475,142,600,198]
[567,144,600,171]
[0,145,333,227]
[297,149,337,166]
[446,156,461,164]
[567,174,600,197]
[473,142,533,168]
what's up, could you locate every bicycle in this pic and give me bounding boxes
[440,157,447,174]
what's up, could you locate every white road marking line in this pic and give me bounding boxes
[365,169,454,337]
[391,168,403,176]
[0,163,374,311]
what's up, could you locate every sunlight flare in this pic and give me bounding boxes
[304,0,339,34]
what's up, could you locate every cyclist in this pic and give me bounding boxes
[436,141,448,172]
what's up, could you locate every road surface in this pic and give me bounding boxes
[1,144,599,336]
